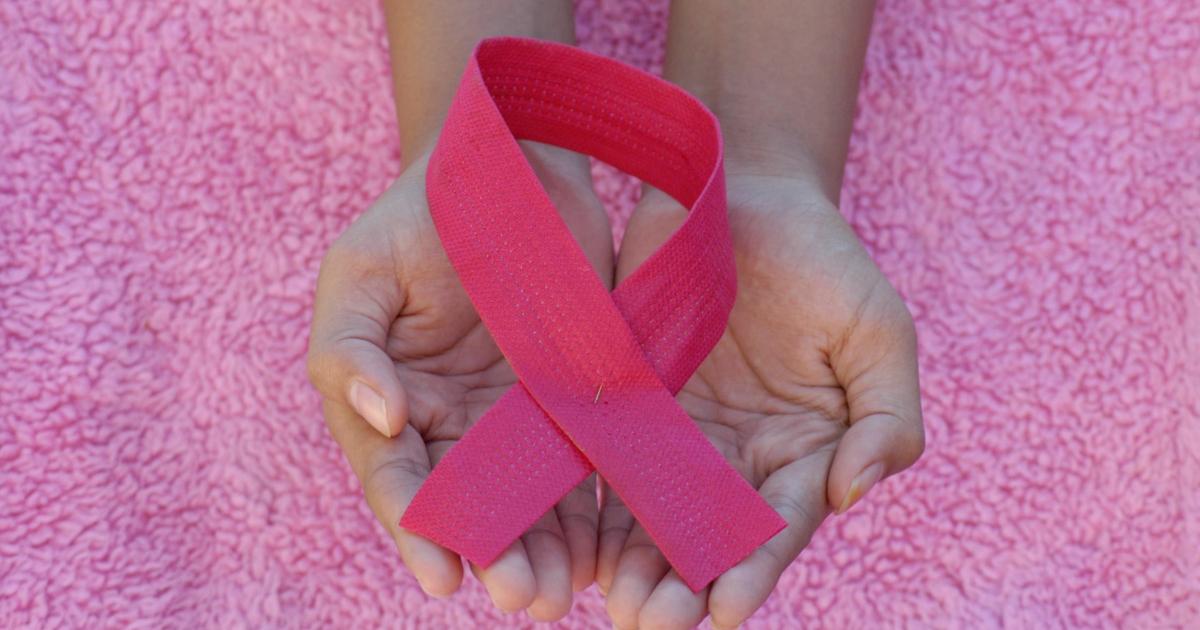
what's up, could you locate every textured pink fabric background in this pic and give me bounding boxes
[2,0,1198,627]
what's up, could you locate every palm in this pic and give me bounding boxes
[311,145,613,621]
[602,174,921,629]
[685,174,893,484]
[379,155,614,443]
[374,182,513,446]
[621,174,887,478]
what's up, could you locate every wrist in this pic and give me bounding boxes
[720,125,836,203]
[719,117,822,177]
[403,129,592,195]
[385,2,579,166]
[657,1,875,206]
[663,83,844,202]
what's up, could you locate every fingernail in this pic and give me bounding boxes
[349,380,391,436]
[837,462,884,515]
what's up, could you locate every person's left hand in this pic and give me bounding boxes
[306,142,612,621]
[597,171,925,629]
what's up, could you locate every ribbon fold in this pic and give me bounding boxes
[400,37,785,591]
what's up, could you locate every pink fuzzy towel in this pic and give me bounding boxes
[2,0,1198,627]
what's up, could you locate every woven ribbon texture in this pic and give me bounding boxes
[399,37,786,591]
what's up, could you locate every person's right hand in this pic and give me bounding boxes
[597,173,925,629]
[306,142,613,621]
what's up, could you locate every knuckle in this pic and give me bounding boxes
[305,346,327,388]
[317,235,356,279]
[600,523,635,540]
[306,340,348,395]
[327,226,392,279]
[856,275,916,334]
[881,411,926,469]
[621,538,664,560]
[766,491,818,537]
[557,512,599,535]
[908,419,927,463]
[316,236,375,294]
[870,289,916,341]
[522,525,566,547]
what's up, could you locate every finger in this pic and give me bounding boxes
[596,477,635,595]
[828,297,924,514]
[555,473,599,592]
[522,510,574,621]
[638,570,708,630]
[307,230,408,437]
[708,454,832,630]
[469,541,537,613]
[432,441,563,617]
[452,424,537,613]
[606,523,671,630]
[322,399,462,597]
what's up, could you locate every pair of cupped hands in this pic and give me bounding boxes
[307,140,924,629]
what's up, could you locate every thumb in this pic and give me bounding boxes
[306,239,408,438]
[827,297,925,514]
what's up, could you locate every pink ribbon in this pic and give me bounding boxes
[400,37,785,591]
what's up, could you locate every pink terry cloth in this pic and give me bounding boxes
[1,0,1197,627]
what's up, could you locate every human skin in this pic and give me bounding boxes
[596,2,925,629]
[306,1,613,621]
[307,0,924,626]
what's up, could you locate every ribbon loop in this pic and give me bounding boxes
[401,37,785,591]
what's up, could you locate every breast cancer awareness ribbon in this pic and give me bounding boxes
[399,37,786,591]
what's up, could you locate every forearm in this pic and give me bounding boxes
[383,1,577,169]
[662,0,876,201]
